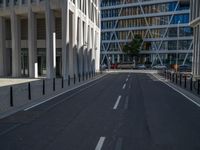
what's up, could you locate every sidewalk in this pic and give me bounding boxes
[0,72,107,119]
[153,73,200,107]
[0,78,40,87]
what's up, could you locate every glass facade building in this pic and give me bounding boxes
[100,0,193,67]
[190,0,200,77]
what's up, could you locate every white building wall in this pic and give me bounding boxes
[0,0,101,78]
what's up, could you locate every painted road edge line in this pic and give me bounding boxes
[24,74,107,111]
[113,95,122,110]
[95,137,106,150]
[122,83,126,89]
[152,74,200,108]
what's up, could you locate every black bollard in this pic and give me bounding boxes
[10,86,13,107]
[74,74,76,84]
[190,77,193,91]
[79,73,81,82]
[61,77,64,88]
[53,78,56,91]
[28,82,31,100]
[43,80,45,95]
[68,75,70,86]
[180,74,182,86]
[184,75,187,88]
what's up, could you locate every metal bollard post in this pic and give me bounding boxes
[190,77,193,91]
[176,74,178,84]
[180,74,182,86]
[68,75,70,86]
[43,79,45,95]
[198,80,200,95]
[184,75,187,88]
[74,74,76,84]
[78,73,80,82]
[61,77,64,88]
[53,78,56,91]
[28,82,31,100]
[172,73,174,82]
[10,86,13,107]
[82,72,84,81]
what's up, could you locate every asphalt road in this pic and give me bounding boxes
[0,73,200,150]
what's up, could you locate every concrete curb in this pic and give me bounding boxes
[152,73,200,108]
[0,73,107,119]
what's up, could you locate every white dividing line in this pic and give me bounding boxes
[124,96,129,110]
[122,83,126,90]
[113,95,122,110]
[126,78,129,82]
[152,74,200,108]
[24,74,107,111]
[115,137,123,150]
[95,137,106,150]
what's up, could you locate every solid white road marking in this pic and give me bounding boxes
[126,78,128,82]
[95,137,106,150]
[113,95,122,110]
[152,74,200,108]
[122,84,126,89]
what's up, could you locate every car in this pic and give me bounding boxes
[111,64,118,69]
[178,64,191,73]
[100,64,107,70]
[152,64,167,70]
[117,62,135,69]
[136,64,146,69]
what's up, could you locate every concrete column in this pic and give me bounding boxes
[28,9,38,78]
[73,3,78,76]
[0,17,6,76]
[95,31,101,71]
[78,19,83,74]
[45,0,56,78]
[86,25,91,73]
[11,11,21,77]
[68,12,74,77]
[61,0,69,79]
[83,23,88,74]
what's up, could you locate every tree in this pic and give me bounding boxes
[122,35,143,62]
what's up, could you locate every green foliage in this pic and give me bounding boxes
[122,35,143,56]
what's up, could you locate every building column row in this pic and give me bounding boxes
[0,17,6,77]
[1,1,98,79]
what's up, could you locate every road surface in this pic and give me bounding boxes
[0,73,200,150]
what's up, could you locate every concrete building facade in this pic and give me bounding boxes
[100,0,193,67]
[190,0,200,77]
[0,0,101,79]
